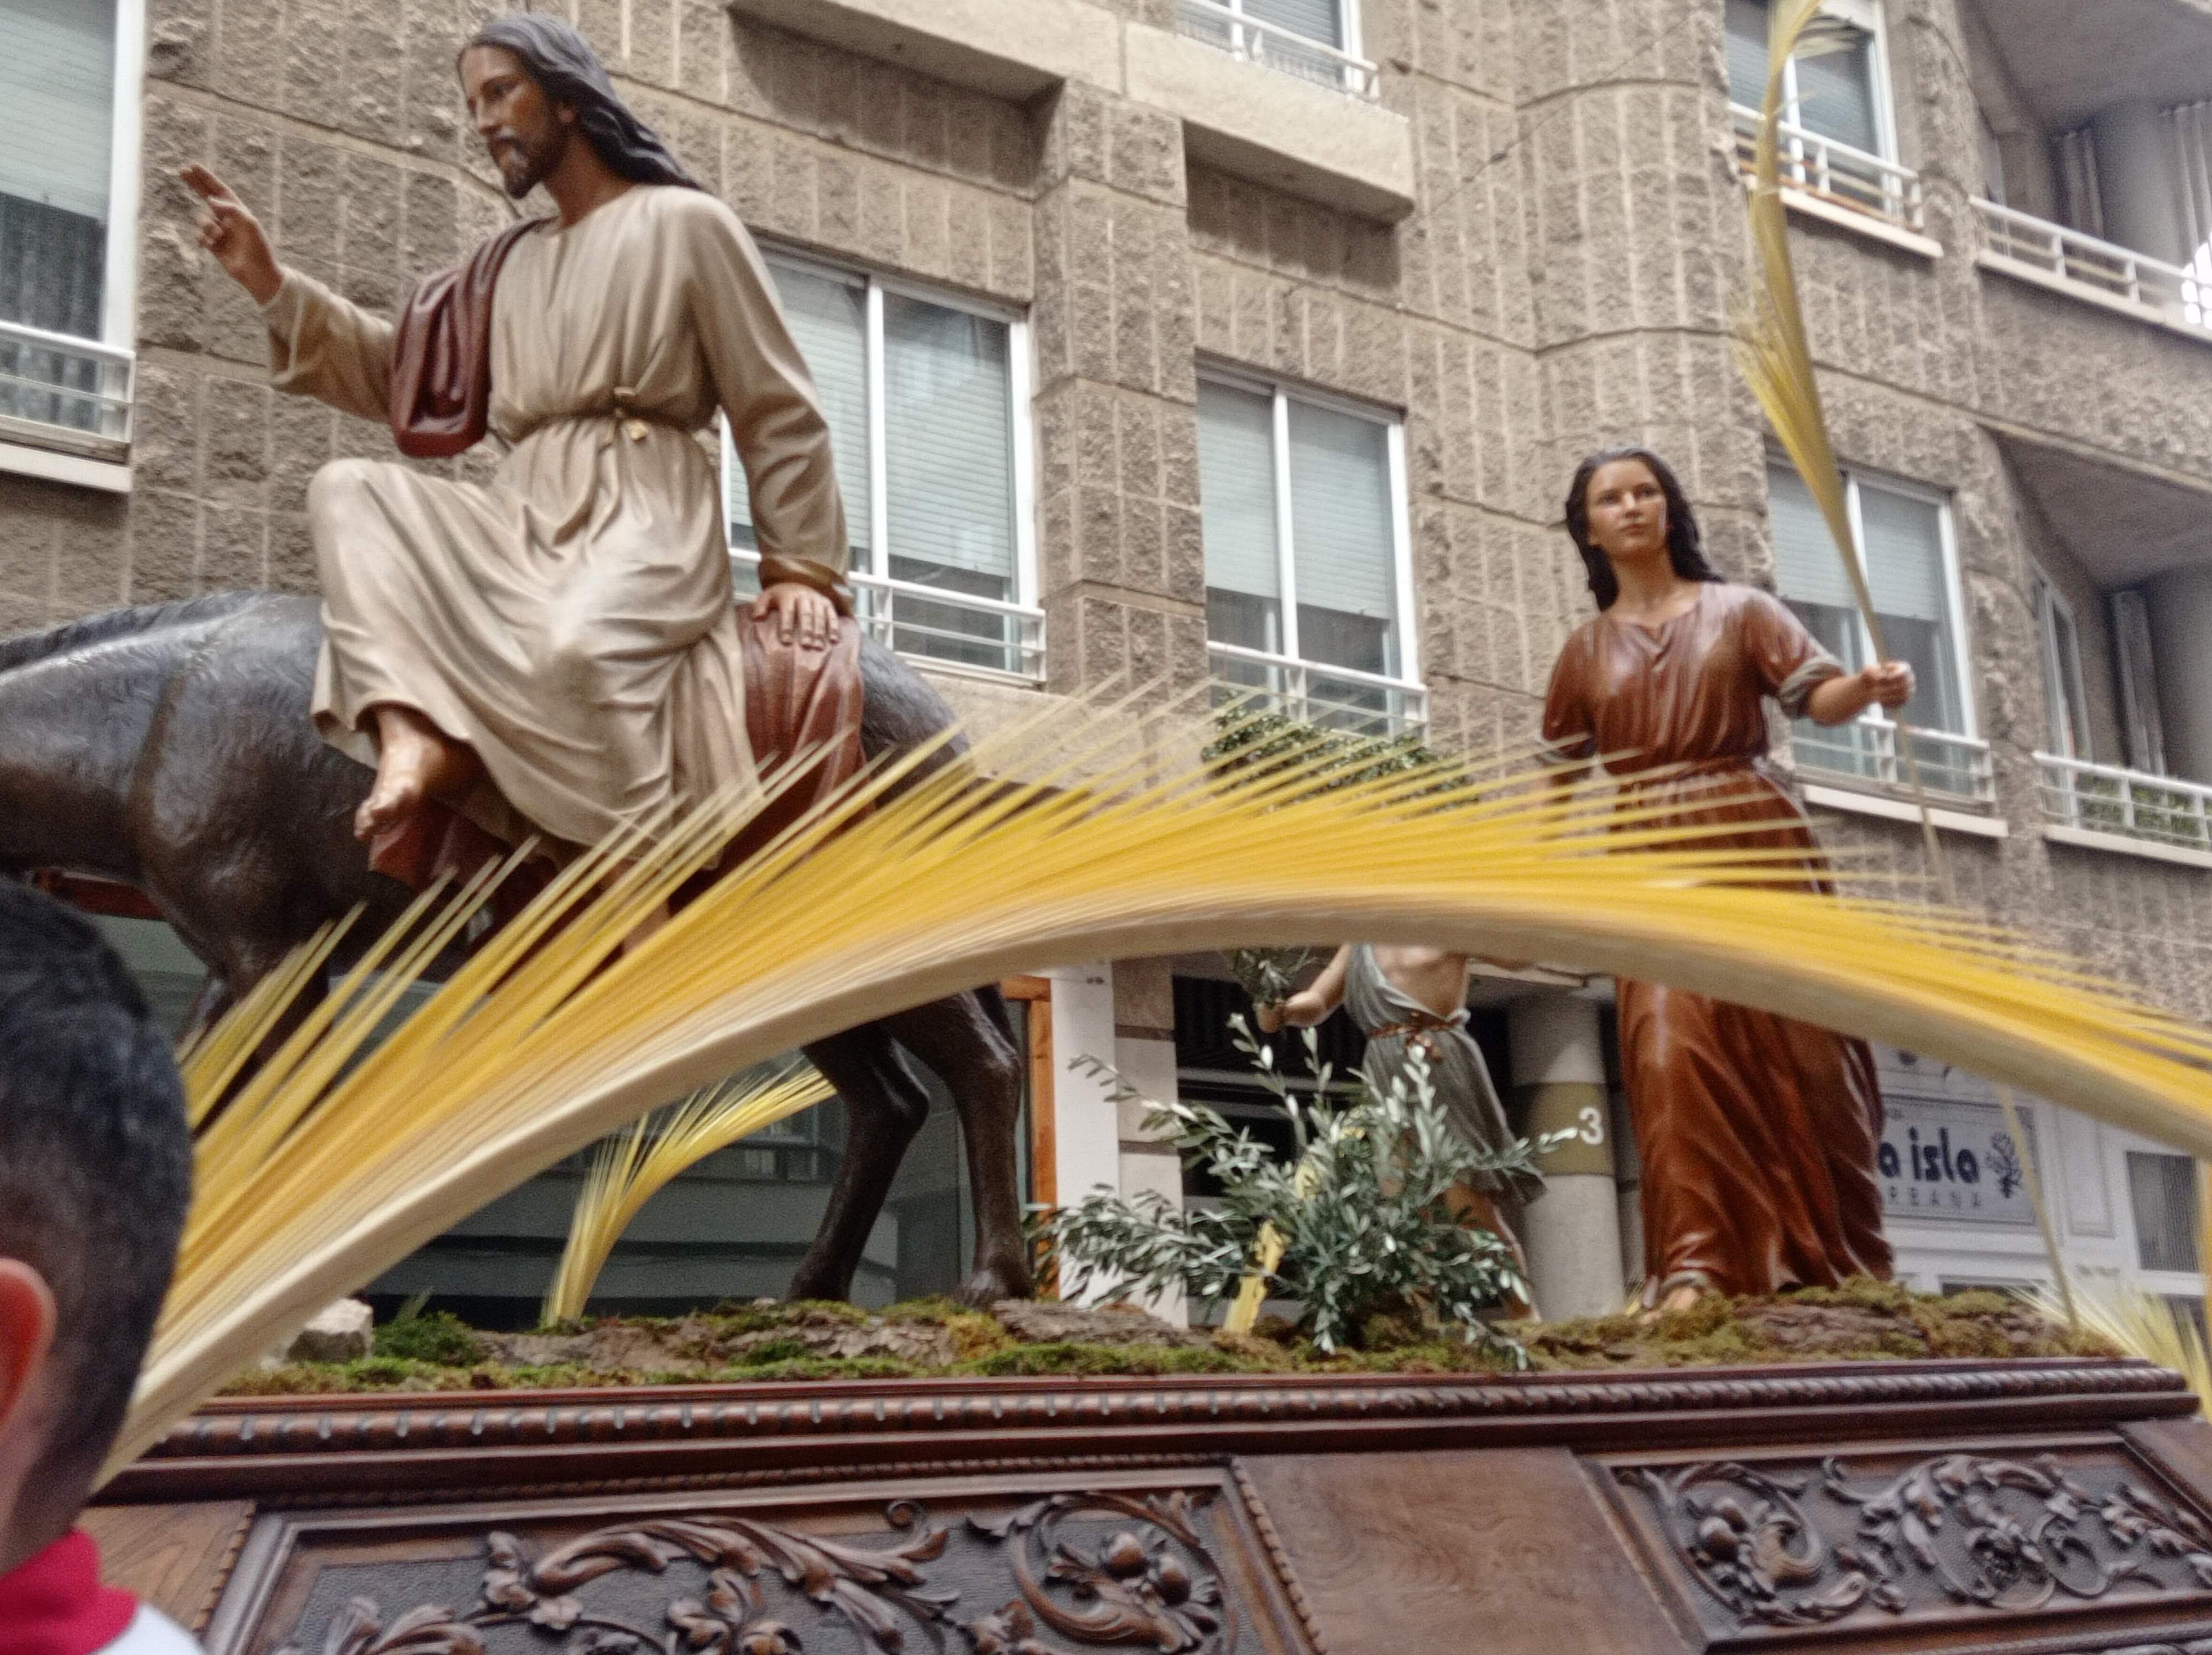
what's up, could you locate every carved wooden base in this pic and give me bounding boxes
[89,1358,2212,1654]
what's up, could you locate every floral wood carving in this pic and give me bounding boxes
[272,1489,1251,1655]
[1621,1451,2212,1631]
[275,1502,956,1655]
[960,1491,1235,1654]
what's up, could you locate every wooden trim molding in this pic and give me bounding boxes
[104,1358,2192,1504]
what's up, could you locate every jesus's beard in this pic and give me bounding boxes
[488,124,567,199]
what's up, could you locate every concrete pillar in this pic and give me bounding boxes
[2145,566,2212,786]
[1510,994,1623,1322]
[2092,101,2189,266]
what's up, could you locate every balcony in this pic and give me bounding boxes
[1174,0,1378,100]
[2037,753,2212,868]
[1792,719,1997,808]
[1973,199,2212,343]
[1207,641,1427,739]
[0,318,133,462]
[1729,103,1929,247]
[733,550,1045,685]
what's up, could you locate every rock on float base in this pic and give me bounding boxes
[89,1358,2212,1653]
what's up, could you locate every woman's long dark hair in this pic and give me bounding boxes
[1562,445,1726,611]
[462,14,703,191]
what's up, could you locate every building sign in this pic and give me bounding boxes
[1878,1096,2039,1227]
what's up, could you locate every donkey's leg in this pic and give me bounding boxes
[178,972,234,1047]
[787,1023,935,1303]
[877,988,1032,1305]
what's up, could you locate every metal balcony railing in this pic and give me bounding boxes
[733,549,1046,684]
[1791,717,1995,805]
[0,318,133,455]
[1974,198,2211,335]
[2036,753,2212,853]
[1729,103,1925,235]
[1208,641,1428,738]
[1175,0,1380,99]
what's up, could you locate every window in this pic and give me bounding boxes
[1197,372,1418,735]
[2128,1151,2201,1276]
[1725,0,1892,160]
[2033,575,2092,762]
[0,0,140,469]
[1173,0,1374,98]
[1767,460,1983,797]
[2111,588,2169,775]
[722,254,1037,681]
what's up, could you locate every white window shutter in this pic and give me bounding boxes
[1197,382,1281,601]
[1857,483,1947,623]
[732,264,871,554]
[1286,399,1395,623]
[1793,24,1881,155]
[883,292,1015,585]
[0,0,115,222]
[1767,464,1855,611]
[1725,0,1772,110]
[1243,0,1343,49]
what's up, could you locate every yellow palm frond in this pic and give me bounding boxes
[542,1061,837,1325]
[111,695,2212,1476]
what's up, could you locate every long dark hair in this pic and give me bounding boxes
[1562,445,1725,611]
[462,14,703,191]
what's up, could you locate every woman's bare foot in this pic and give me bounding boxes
[356,704,482,841]
[1636,1282,1706,1324]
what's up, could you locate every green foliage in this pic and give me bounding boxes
[1037,1018,1568,1359]
[372,1306,485,1366]
[1202,709,1447,794]
[964,1342,1245,1378]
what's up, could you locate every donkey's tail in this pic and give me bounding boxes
[0,591,264,676]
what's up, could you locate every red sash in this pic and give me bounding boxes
[386,217,545,459]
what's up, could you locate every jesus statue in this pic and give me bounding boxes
[181,14,849,858]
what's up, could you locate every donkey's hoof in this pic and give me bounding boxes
[958,1257,1036,1307]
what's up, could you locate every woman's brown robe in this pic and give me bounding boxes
[1541,582,1893,1303]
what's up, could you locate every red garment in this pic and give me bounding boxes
[0,1531,134,1655]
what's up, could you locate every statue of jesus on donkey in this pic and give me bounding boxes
[0,15,1034,1308]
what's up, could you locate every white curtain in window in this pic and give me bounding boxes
[729,265,870,556]
[1287,399,1395,623]
[1767,463,1855,611]
[1243,0,1343,49]
[0,0,114,221]
[884,292,1014,584]
[1197,382,1280,602]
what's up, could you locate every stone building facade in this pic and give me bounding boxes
[4,0,2210,1320]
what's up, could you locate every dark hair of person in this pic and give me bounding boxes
[0,882,190,1539]
[461,13,705,191]
[1562,445,1727,611]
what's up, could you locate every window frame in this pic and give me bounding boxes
[2031,571,2093,763]
[1772,457,1978,745]
[0,0,145,488]
[718,246,1039,676]
[1194,362,1420,694]
[1739,0,1901,165]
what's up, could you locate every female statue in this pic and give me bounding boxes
[1542,447,1908,1314]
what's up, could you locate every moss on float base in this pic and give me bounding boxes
[218,1279,2116,1397]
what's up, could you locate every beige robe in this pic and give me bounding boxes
[261,184,849,849]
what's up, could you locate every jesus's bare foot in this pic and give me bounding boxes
[356,705,481,841]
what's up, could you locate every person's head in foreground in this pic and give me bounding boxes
[0,882,194,1652]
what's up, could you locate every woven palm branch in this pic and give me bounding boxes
[111,691,2212,1475]
[542,1060,836,1325]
